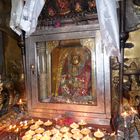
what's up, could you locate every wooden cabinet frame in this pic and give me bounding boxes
[25,24,111,126]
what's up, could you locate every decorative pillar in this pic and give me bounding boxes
[17,30,26,100]
[37,42,48,101]
[119,0,129,113]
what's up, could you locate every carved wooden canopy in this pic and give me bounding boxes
[38,0,140,31]
[1,0,140,36]
[38,0,98,27]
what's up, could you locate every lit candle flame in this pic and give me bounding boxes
[24,120,28,124]
[110,132,116,136]
[131,107,137,114]
[31,119,34,123]
[15,128,19,133]
[121,111,129,128]
[121,111,129,118]
[8,125,12,130]
[19,99,23,105]
[79,119,87,125]
[24,123,27,126]
[94,129,104,138]
[20,121,24,127]
[13,125,16,129]
[35,119,43,126]
[23,122,29,129]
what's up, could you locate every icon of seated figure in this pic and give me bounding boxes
[58,47,92,97]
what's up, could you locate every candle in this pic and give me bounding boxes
[22,134,32,140]
[70,122,79,129]
[60,126,70,133]
[19,121,24,127]
[121,111,129,118]
[29,119,35,124]
[23,120,28,124]
[33,134,42,140]
[7,125,13,131]
[94,129,104,139]
[82,135,92,140]
[18,99,25,111]
[71,128,80,134]
[23,121,28,129]
[44,120,52,126]
[35,127,45,134]
[19,99,23,105]
[121,111,129,127]
[66,99,71,103]
[110,132,118,140]
[25,130,35,136]
[36,119,43,125]
[130,107,137,122]
[30,124,39,130]
[131,107,137,114]
[15,128,19,133]
[73,132,83,140]
[12,125,16,129]
[78,119,87,126]
[110,132,116,136]
[63,132,73,138]
[81,128,91,135]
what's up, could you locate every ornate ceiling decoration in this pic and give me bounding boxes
[38,0,97,27]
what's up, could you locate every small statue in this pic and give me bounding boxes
[131,75,140,91]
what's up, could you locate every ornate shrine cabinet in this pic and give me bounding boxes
[25,23,112,126]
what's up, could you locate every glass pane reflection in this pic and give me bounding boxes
[37,39,97,105]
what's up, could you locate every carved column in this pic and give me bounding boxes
[37,42,48,101]
[119,0,129,111]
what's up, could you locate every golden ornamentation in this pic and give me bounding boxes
[80,38,95,50]
[47,41,59,53]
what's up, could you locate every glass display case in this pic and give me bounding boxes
[25,24,111,126]
[37,39,96,105]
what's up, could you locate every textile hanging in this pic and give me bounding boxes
[20,0,45,36]
[95,0,120,57]
[10,0,24,35]
[10,0,45,36]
